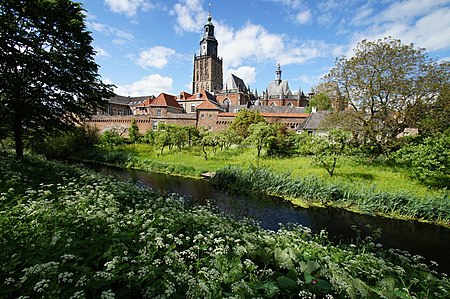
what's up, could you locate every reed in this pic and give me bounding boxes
[211,166,450,225]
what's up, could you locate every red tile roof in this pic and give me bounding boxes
[149,93,182,108]
[187,90,216,101]
[179,91,192,100]
[196,99,222,110]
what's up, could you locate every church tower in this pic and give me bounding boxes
[192,14,223,94]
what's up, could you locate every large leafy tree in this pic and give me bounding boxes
[0,0,114,157]
[326,37,448,157]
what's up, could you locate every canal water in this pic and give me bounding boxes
[90,164,450,274]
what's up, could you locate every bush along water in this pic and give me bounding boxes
[211,166,450,226]
[1,153,449,298]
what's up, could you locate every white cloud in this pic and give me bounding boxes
[279,40,334,65]
[94,46,111,58]
[87,21,134,44]
[136,46,176,69]
[104,0,153,18]
[112,74,173,96]
[268,0,302,9]
[224,66,257,86]
[216,23,284,69]
[381,0,450,23]
[295,10,312,25]
[171,0,207,34]
[350,7,450,54]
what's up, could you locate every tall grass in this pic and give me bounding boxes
[211,166,450,226]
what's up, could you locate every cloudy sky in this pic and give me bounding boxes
[80,0,450,97]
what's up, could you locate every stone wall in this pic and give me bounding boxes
[86,114,196,136]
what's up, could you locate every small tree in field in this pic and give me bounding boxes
[197,129,218,160]
[246,122,276,158]
[128,120,141,144]
[310,129,351,177]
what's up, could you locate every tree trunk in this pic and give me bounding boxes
[13,111,24,157]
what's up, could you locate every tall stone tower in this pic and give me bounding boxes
[192,14,223,94]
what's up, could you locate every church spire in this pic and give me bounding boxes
[275,63,282,84]
[199,12,218,57]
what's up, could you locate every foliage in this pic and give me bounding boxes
[0,0,114,157]
[99,129,126,147]
[394,132,450,188]
[246,122,277,157]
[211,166,450,225]
[1,153,449,298]
[309,130,352,177]
[266,125,296,157]
[216,127,241,150]
[409,74,450,136]
[230,109,265,139]
[306,92,332,113]
[32,125,100,159]
[153,124,199,154]
[326,37,448,158]
[197,129,218,160]
[128,119,141,144]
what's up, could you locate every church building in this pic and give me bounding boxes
[192,14,223,94]
[89,12,314,134]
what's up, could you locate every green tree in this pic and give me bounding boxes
[230,109,265,139]
[266,125,296,157]
[306,92,332,112]
[197,129,218,160]
[310,129,351,177]
[326,37,447,158]
[216,127,241,150]
[128,119,141,144]
[394,132,450,187]
[246,122,277,157]
[0,0,114,157]
[154,129,171,155]
[99,129,125,147]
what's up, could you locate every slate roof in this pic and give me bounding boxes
[108,95,151,105]
[224,74,247,92]
[250,105,307,114]
[301,111,331,130]
[267,80,293,97]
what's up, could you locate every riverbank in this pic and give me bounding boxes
[1,152,449,298]
[74,146,450,228]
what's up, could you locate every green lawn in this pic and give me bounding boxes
[119,144,444,198]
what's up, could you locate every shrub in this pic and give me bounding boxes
[394,132,450,187]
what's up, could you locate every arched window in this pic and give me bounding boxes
[223,98,231,112]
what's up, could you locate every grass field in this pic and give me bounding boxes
[119,144,442,198]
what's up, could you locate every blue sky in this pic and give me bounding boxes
[79,0,450,97]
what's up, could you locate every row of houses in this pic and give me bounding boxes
[87,88,326,135]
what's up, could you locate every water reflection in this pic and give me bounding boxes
[89,164,450,274]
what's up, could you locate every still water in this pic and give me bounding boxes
[90,164,450,274]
